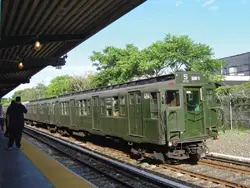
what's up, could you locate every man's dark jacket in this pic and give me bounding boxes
[7,103,27,132]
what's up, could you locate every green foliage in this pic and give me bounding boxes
[216,82,250,130]
[35,83,47,99]
[91,44,142,87]
[68,72,96,92]
[9,83,48,102]
[90,33,224,87]
[45,75,72,97]
[216,82,250,100]
[0,98,11,106]
[11,88,37,102]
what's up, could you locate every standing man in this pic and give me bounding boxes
[0,104,4,132]
[7,96,27,149]
[5,100,15,137]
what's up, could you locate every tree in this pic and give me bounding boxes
[90,44,142,87]
[68,72,96,92]
[90,33,224,87]
[11,88,37,102]
[34,83,47,99]
[45,75,72,97]
[143,34,224,74]
[0,98,11,106]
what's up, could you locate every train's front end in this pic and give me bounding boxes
[164,72,218,161]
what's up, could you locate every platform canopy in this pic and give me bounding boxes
[0,0,146,98]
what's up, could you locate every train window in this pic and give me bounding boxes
[64,102,66,115]
[82,100,87,115]
[113,96,119,116]
[166,90,180,107]
[129,94,134,105]
[33,105,36,113]
[61,102,68,115]
[136,93,141,104]
[100,99,105,115]
[106,98,112,116]
[61,103,64,114]
[150,92,158,118]
[93,97,99,106]
[120,96,125,105]
[51,103,55,114]
[86,100,91,115]
[40,104,44,114]
[120,96,126,116]
[78,101,82,115]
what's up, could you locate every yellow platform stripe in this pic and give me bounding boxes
[21,139,95,188]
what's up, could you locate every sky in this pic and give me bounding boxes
[5,0,250,97]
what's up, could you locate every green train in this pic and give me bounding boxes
[24,72,218,162]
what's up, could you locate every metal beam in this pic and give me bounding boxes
[0,78,30,84]
[0,57,66,73]
[0,34,85,49]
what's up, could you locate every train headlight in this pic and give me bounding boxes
[168,141,172,147]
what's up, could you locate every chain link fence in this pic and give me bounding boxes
[216,83,250,130]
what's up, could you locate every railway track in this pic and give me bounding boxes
[23,126,191,188]
[24,125,250,188]
[204,155,250,168]
[161,163,249,188]
[199,159,250,175]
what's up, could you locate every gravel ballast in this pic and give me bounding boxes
[206,129,250,158]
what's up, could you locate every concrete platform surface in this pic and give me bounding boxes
[0,133,53,188]
[0,131,94,188]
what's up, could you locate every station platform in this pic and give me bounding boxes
[0,131,94,188]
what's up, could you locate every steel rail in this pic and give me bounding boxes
[161,164,249,188]
[205,155,250,168]
[23,126,191,188]
[198,159,250,175]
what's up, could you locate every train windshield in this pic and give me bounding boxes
[185,89,201,112]
[165,90,180,107]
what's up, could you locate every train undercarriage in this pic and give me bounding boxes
[26,121,208,164]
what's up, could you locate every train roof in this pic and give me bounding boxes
[29,71,208,103]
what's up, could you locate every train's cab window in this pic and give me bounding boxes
[106,98,112,116]
[166,90,180,107]
[113,96,119,116]
[150,92,158,118]
[185,90,200,112]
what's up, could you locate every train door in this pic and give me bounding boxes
[92,96,100,130]
[49,103,55,124]
[70,99,77,128]
[55,101,60,125]
[128,92,143,136]
[184,87,205,137]
[166,90,182,132]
